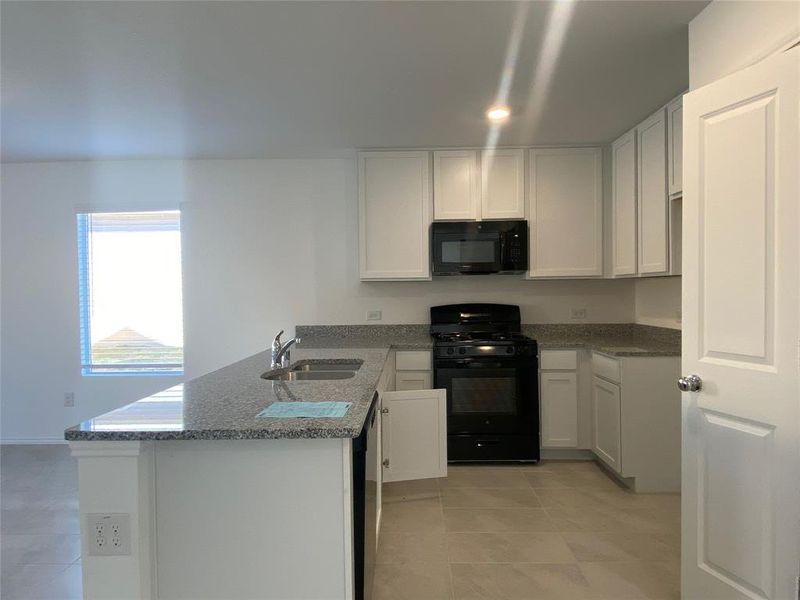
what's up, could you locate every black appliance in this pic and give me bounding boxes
[431,303,540,462]
[353,393,378,600]
[431,220,528,275]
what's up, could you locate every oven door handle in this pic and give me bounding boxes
[440,360,508,369]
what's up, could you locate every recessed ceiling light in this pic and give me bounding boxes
[486,105,511,122]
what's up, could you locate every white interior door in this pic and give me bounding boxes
[682,47,799,600]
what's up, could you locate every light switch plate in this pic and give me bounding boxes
[366,310,382,321]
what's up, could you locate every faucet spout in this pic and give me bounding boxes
[271,331,301,369]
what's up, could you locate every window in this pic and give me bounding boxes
[77,210,183,376]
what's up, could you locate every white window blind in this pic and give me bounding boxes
[77,210,183,376]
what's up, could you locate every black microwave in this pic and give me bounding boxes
[431,220,528,275]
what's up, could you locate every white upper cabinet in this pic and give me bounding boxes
[611,130,638,277]
[433,150,480,220]
[637,109,670,275]
[358,151,432,280]
[666,97,683,198]
[480,148,525,219]
[527,147,603,278]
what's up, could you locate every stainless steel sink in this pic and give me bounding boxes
[262,370,356,381]
[292,361,362,372]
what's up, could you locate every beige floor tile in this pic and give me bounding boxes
[373,562,452,600]
[447,532,576,564]
[618,508,681,534]
[579,561,680,599]
[381,497,445,532]
[383,478,441,501]
[0,509,80,535]
[527,471,622,491]
[377,531,448,564]
[443,508,559,532]
[544,506,635,532]
[34,563,83,600]
[0,564,73,600]
[0,534,81,567]
[561,532,678,563]
[441,488,541,509]
[440,468,531,489]
[450,562,596,600]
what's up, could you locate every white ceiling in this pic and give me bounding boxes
[1,0,708,162]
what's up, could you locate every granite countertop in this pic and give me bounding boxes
[65,347,392,442]
[525,324,681,357]
[65,323,679,443]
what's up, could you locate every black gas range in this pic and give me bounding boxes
[431,304,540,462]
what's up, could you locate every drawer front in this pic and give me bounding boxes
[539,350,578,371]
[395,371,432,391]
[591,352,621,383]
[396,350,432,371]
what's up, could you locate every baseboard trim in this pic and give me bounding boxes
[1,437,67,445]
[540,448,596,461]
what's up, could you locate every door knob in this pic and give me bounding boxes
[677,374,702,392]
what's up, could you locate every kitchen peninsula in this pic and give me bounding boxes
[66,324,679,600]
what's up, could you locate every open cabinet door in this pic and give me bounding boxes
[381,389,447,483]
[682,46,800,600]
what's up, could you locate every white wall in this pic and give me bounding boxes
[634,277,681,330]
[1,158,636,441]
[689,0,800,89]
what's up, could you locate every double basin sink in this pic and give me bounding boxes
[262,360,362,381]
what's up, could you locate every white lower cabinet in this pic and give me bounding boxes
[541,372,578,448]
[380,389,447,482]
[590,352,680,492]
[591,376,622,472]
[539,350,580,448]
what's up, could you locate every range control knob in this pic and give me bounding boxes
[506,347,514,354]
[446,347,454,355]
[458,347,467,355]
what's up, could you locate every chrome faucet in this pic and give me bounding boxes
[271,330,301,369]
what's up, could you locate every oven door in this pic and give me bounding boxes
[432,231,502,274]
[434,358,537,435]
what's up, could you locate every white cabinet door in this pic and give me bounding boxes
[611,130,638,277]
[682,47,800,600]
[666,97,683,198]
[395,371,432,391]
[381,389,447,482]
[528,147,603,278]
[592,376,621,473]
[433,150,479,221]
[540,372,578,448]
[358,151,432,280]
[480,148,525,219]
[636,110,670,275]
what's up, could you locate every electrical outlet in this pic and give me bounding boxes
[87,514,131,556]
[366,310,382,321]
[63,392,75,408]
[570,308,587,320]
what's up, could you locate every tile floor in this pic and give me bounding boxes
[0,447,680,600]
[1,445,82,600]
[375,461,680,600]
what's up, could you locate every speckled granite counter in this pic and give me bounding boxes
[65,347,393,442]
[65,323,678,442]
[524,324,681,357]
